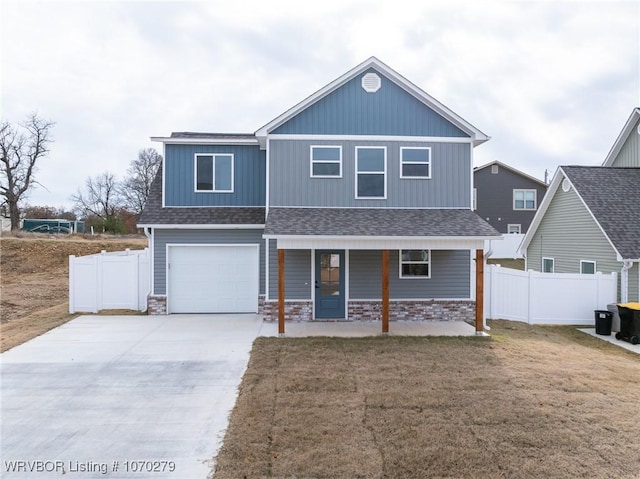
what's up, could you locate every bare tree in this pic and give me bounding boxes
[0,113,55,229]
[120,148,162,215]
[71,172,123,231]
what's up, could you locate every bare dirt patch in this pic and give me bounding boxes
[1,233,147,352]
[214,320,640,479]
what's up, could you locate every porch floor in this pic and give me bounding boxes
[258,320,484,338]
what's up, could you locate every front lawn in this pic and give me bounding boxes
[214,320,640,479]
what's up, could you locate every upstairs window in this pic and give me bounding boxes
[400,147,431,179]
[195,154,234,192]
[310,146,342,178]
[513,189,536,210]
[400,250,430,278]
[355,147,386,199]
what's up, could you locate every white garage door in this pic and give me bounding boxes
[168,244,259,314]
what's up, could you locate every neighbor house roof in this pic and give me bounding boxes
[137,165,265,227]
[602,107,640,166]
[264,208,500,238]
[521,166,640,260]
[254,56,490,147]
[473,160,548,187]
[150,132,259,145]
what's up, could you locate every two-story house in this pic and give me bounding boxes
[520,107,640,302]
[473,161,548,234]
[138,57,501,333]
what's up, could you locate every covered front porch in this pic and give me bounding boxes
[263,208,501,336]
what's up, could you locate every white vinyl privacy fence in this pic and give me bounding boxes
[484,265,617,325]
[69,249,150,313]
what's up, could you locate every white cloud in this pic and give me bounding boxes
[1,0,638,207]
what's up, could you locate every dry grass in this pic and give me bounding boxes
[1,234,147,352]
[214,320,640,479]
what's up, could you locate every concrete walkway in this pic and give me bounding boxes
[1,314,264,479]
[578,328,640,355]
[258,319,481,337]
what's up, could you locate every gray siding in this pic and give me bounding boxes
[269,139,471,208]
[267,241,312,300]
[611,117,640,167]
[474,164,547,233]
[164,144,266,206]
[349,250,471,299]
[273,68,469,137]
[153,229,265,295]
[525,183,633,299]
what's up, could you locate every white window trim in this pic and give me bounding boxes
[399,147,431,179]
[513,189,537,211]
[355,146,387,199]
[309,145,342,178]
[507,224,521,234]
[580,260,596,274]
[399,249,431,279]
[542,257,555,273]
[194,153,234,193]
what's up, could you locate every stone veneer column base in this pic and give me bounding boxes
[259,299,475,322]
[349,300,476,322]
[147,295,167,315]
[261,301,313,321]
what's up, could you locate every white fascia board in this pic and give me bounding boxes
[137,224,265,229]
[150,136,259,145]
[474,160,548,187]
[268,134,473,143]
[602,107,640,166]
[263,235,495,251]
[255,56,489,146]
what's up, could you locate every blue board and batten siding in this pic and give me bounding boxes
[153,229,265,296]
[163,144,265,206]
[273,69,470,137]
[267,241,312,300]
[269,139,471,208]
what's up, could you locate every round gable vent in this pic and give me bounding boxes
[362,72,381,93]
[562,178,571,192]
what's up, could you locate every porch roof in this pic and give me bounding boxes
[264,208,500,249]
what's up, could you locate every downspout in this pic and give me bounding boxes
[620,260,633,303]
[144,227,153,298]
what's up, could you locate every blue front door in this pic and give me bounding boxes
[315,250,345,319]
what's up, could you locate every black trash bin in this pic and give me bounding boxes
[615,303,640,344]
[594,310,613,336]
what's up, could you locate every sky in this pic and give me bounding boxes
[2,0,639,210]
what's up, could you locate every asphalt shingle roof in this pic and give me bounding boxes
[138,166,265,225]
[562,166,640,259]
[264,208,501,237]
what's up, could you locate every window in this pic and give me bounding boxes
[507,224,521,234]
[400,249,430,278]
[542,257,554,273]
[513,189,536,210]
[580,260,596,274]
[355,147,386,199]
[400,147,431,179]
[195,154,233,192]
[310,146,342,178]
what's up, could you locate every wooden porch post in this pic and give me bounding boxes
[278,249,285,336]
[475,249,484,334]
[382,249,389,334]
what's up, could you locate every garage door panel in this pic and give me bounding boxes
[168,245,259,313]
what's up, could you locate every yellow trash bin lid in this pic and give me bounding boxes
[618,302,640,311]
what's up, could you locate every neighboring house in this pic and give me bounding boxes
[520,108,640,302]
[138,57,501,331]
[473,161,548,234]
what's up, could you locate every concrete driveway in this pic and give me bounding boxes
[1,314,268,479]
